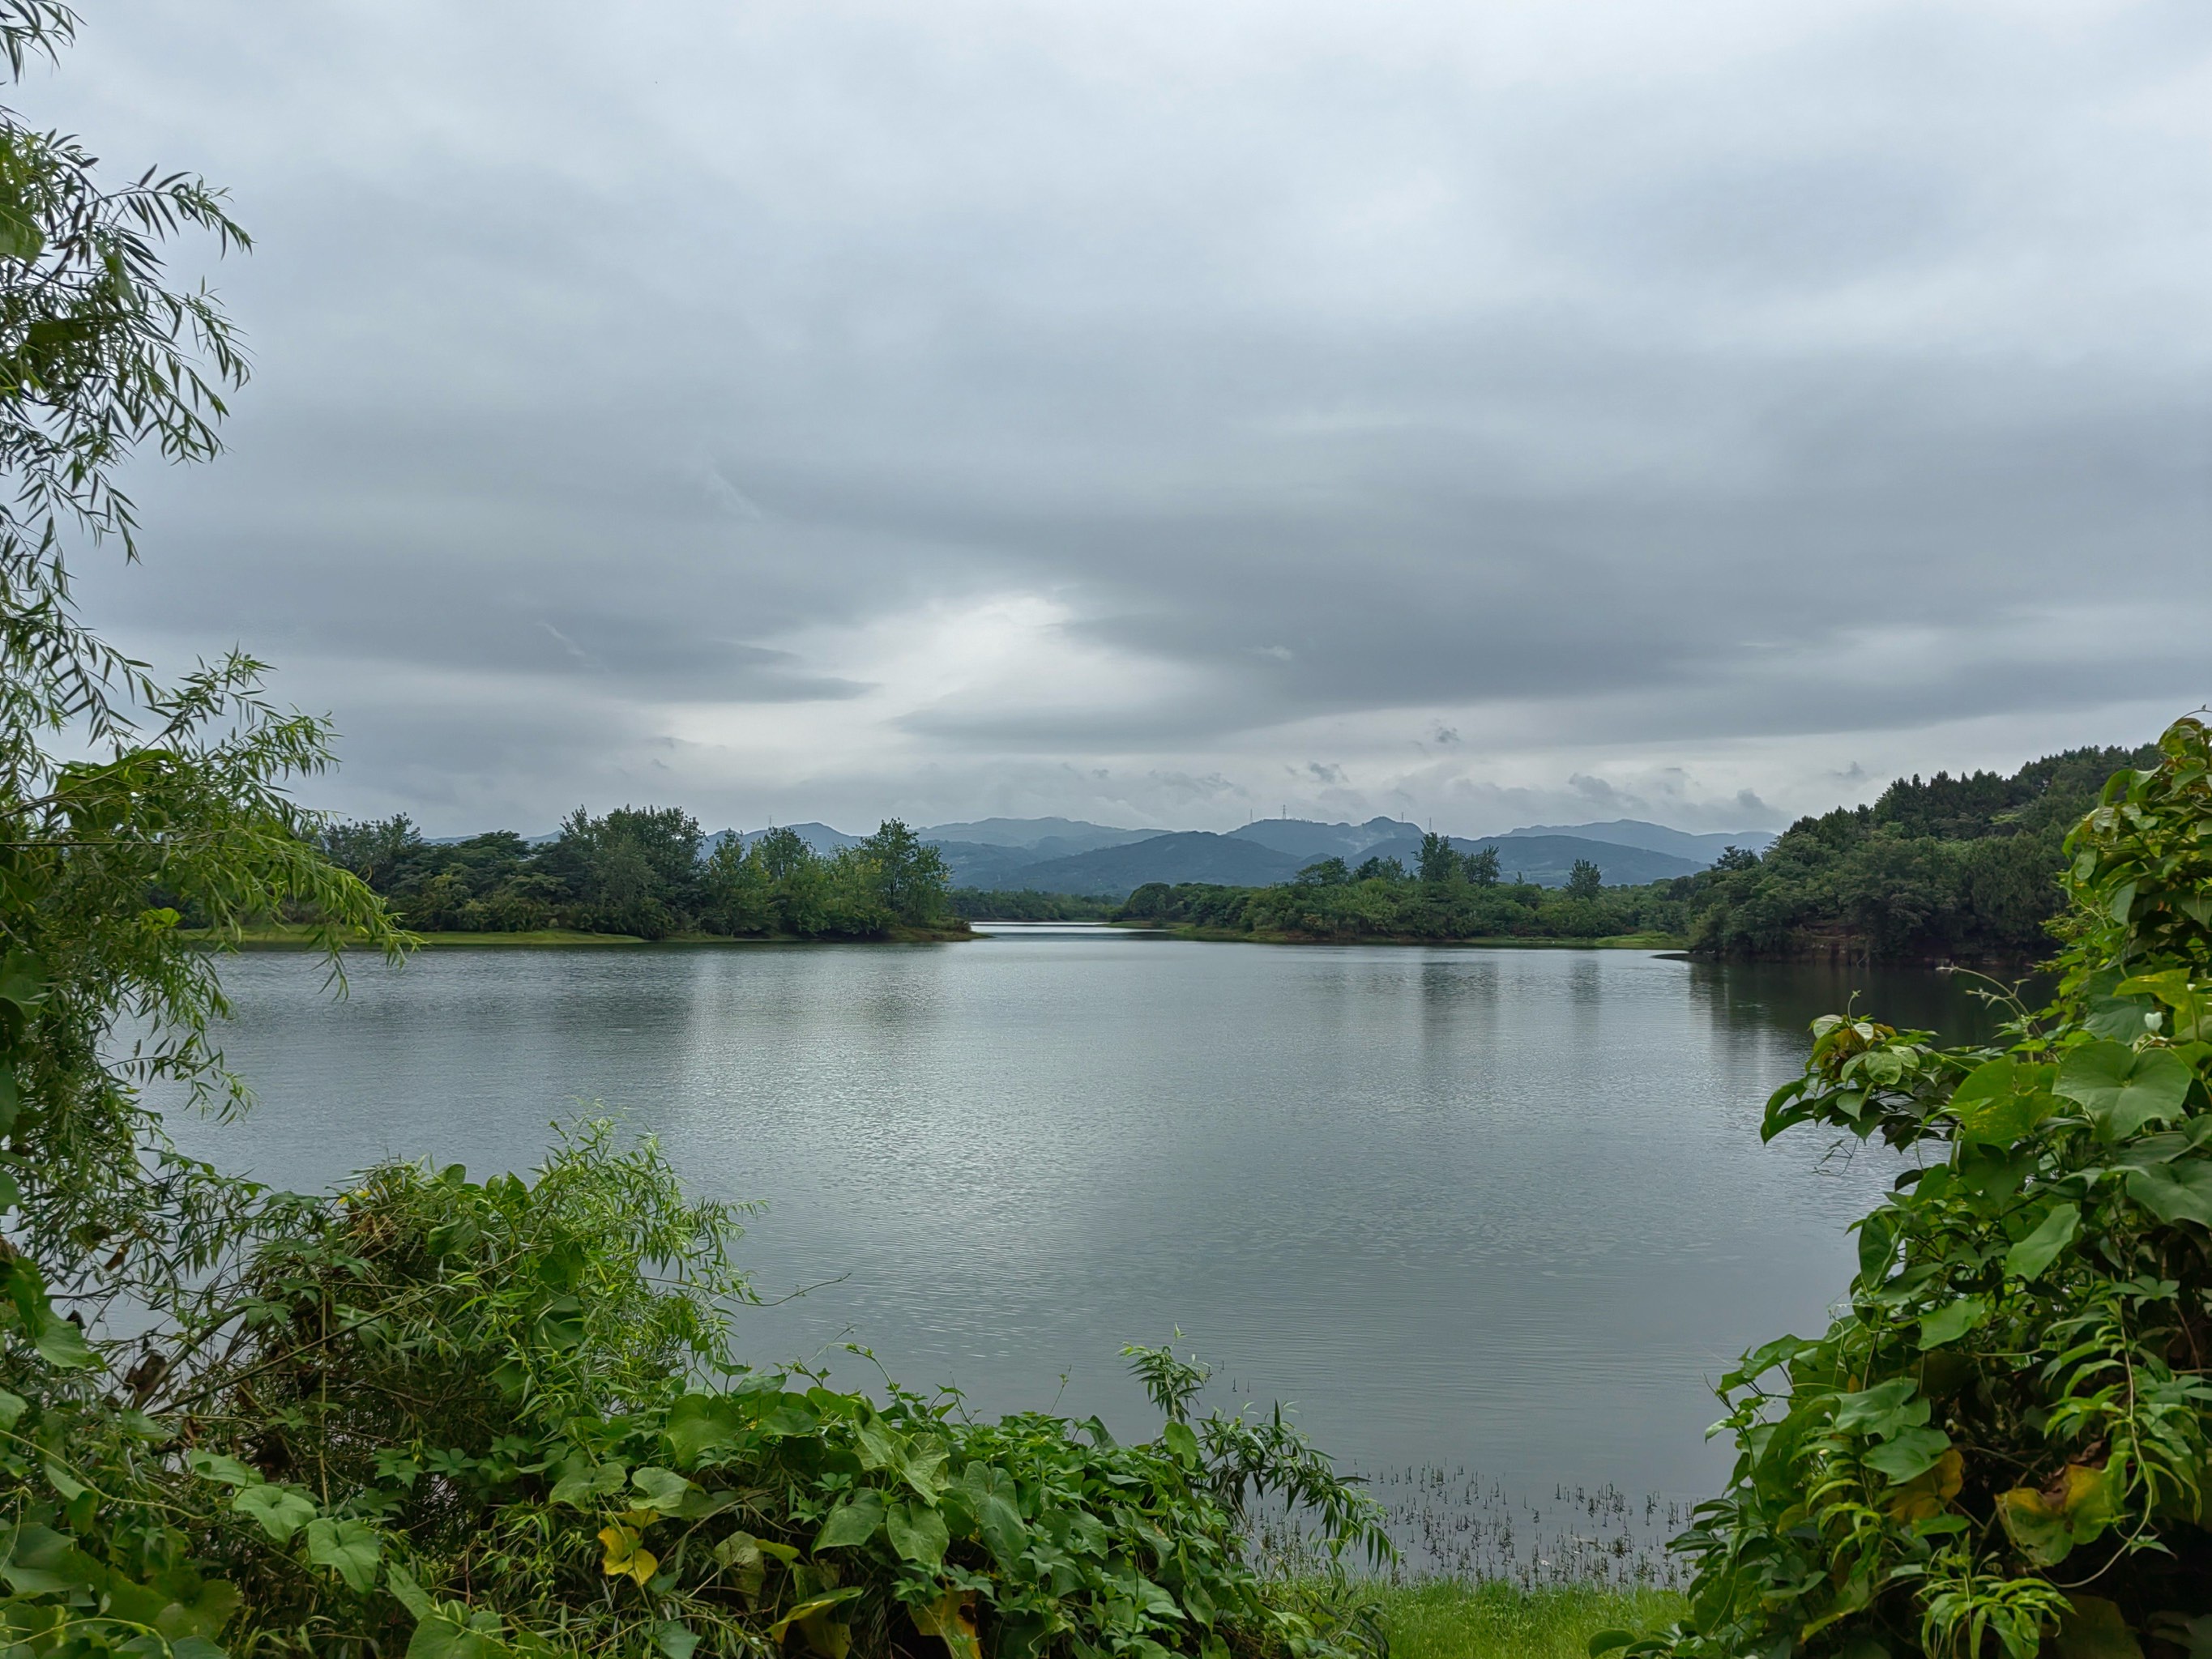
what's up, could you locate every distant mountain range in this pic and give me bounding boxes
[433,814,1772,901]
[707,814,1773,900]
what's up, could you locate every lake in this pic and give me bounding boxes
[162,930,2000,1573]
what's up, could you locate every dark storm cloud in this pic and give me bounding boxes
[34,0,2212,831]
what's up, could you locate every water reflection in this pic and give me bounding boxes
[159,940,1984,1506]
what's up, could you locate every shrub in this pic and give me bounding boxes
[1616,717,2212,1659]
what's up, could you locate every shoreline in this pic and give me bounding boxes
[1102,923,1685,949]
[187,923,977,950]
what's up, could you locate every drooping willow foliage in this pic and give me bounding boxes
[1603,717,2212,1659]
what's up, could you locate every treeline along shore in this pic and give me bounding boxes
[313,810,968,941]
[1094,742,2154,962]
[310,740,2154,962]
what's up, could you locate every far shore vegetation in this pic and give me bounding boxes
[994,740,2147,964]
[317,812,968,942]
[314,738,2146,962]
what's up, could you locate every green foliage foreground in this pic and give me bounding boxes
[2,1128,1392,1659]
[1606,716,2212,1659]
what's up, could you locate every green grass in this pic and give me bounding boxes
[188,923,974,949]
[1371,1581,1685,1659]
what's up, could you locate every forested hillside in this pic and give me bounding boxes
[322,811,959,939]
[1683,741,2157,961]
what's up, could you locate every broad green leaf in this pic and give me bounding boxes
[899,1439,950,1501]
[407,1613,502,1659]
[32,1308,95,1371]
[306,1518,382,1593]
[1588,1634,1635,1657]
[0,1169,17,1212]
[1918,1295,1989,1350]
[1855,1209,1900,1285]
[1863,1426,1951,1484]
[664,1394,751,1465]
[1998,1464,2121,1568]
[1833,1380,1928,1439]
[713,1530,767,1596]
[762,1397,820,1437]
[855,1417,902,1470]
[156,1580,241,1642]
[0,1524,98,1593]
[234,1483,318,1542]
[105,1576,169,1627]
[815,1491,885,1550]
[549,1461,626,1509]
[385,1560,436,1620]
[658,1622,700,1659]
[170,1640,229,1659]
[1161,1421,1200,1465]
[2005,1204,2080,1282]
[885,1499,950,1567]
[188,1451,258,1488]
[2125,1159,2212,1227]
[2054,1043,2193,1141]
[630,1467,690,1513]
[976,1492,1027,1572]
[0,1387,23,1428]
[1948,1060,2055,1146]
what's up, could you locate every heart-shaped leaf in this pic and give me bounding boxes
[306,1517,382,1593]
[2055,1043,2192,1141]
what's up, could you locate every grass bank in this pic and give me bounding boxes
[188,923,974,949]
[1373,1581,1685,1659]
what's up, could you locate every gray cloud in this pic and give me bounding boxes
[36,0,2212,835]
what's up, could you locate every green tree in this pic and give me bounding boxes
[1463,844,1501,886]
[856,817,951,923]
[0,0,401,1388]
[1297,855,1352,886]
[1416,830,1459,885]
[319,812,421,887]
[1565,857,1603,900]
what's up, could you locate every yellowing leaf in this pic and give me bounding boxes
[912,1589,981,1659]
[768,1589,865,1644]
[1885,1448,1963,1521]
[1997,1462,2121,1568]
[599,1524,660,1588]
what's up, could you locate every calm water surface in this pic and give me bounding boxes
[164,931,2001,1506]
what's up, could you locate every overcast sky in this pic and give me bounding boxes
[31,0,2212,835]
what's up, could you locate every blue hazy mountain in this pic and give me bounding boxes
[733,822,865,855]
[708,813,1737,898]
[1227,815,1416,859]
[1003,832,1306,897]
[1502,818,1774,860]
[917,817,1163,852]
